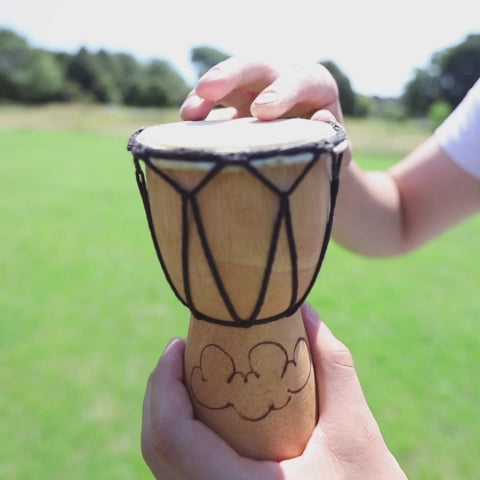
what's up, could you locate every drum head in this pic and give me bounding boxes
[128,117,348,168]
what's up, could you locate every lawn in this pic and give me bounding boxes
[1,104,479,479]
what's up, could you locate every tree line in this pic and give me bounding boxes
[1,28,479,121]
[402,33,480,119]
[0,28,192,107]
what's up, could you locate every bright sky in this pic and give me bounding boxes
[2,0,479,97]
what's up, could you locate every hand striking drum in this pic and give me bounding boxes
[128,117,348,460]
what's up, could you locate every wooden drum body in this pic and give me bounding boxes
[128,117,348,460]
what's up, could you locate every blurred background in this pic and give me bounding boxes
[1,1,479,479]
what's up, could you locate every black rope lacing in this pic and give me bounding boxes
[129,123,345,328]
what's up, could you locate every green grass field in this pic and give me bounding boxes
[1,105,479,479]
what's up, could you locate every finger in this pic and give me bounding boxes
[149,338,277,479]
[301,305,400,475]
[251,64,342,121]
[141,375,178,479]
[182,56,280,120]
[310,109,338,123]
[150,337,193,424]
[212,87,259,117]
[195,57,281,102]
[205,106,238,121]
[180,90,217,120]
[300,304,369,418]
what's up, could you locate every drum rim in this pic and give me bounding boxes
[127,120,348,164]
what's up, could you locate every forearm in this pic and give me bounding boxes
[332,137,480,257]
[332,162,405,257]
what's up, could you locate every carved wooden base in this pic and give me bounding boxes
[184,310,317,460]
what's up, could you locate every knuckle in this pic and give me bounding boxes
[152,422,177,461]
[351,424,385,459]
[356,419,383,446]
[325,345,355,370]
[325,418,384,461]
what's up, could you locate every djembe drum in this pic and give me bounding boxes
[128,117,348,460]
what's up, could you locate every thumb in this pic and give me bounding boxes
[310,109,338,123]
[301,304,371,420]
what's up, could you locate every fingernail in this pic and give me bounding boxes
[199,67,224,83]
[311,109,337,123]
[163,337,181,355]
[180,95,204,112]
[302,303,321,324]
[254,91,278,105]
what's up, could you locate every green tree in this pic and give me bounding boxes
[67,47,122,103]
[0,29,64,102]
[0,28,30,100]
[353,94,372,118]
[67,47,99,99]
[93,50,123,103]
[402,67,441,117]
[25,49,65,102]
[438,34,480,107]
[370,96,406,121]
[109,52,142,104]
[428,100,452,130]
[133,59,189,107]
[53,52,84,101]
[191,46,230,78]
[402,34,480,116]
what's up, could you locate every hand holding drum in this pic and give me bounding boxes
[128,117,348,460]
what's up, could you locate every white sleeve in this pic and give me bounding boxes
[434,78,480,180]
